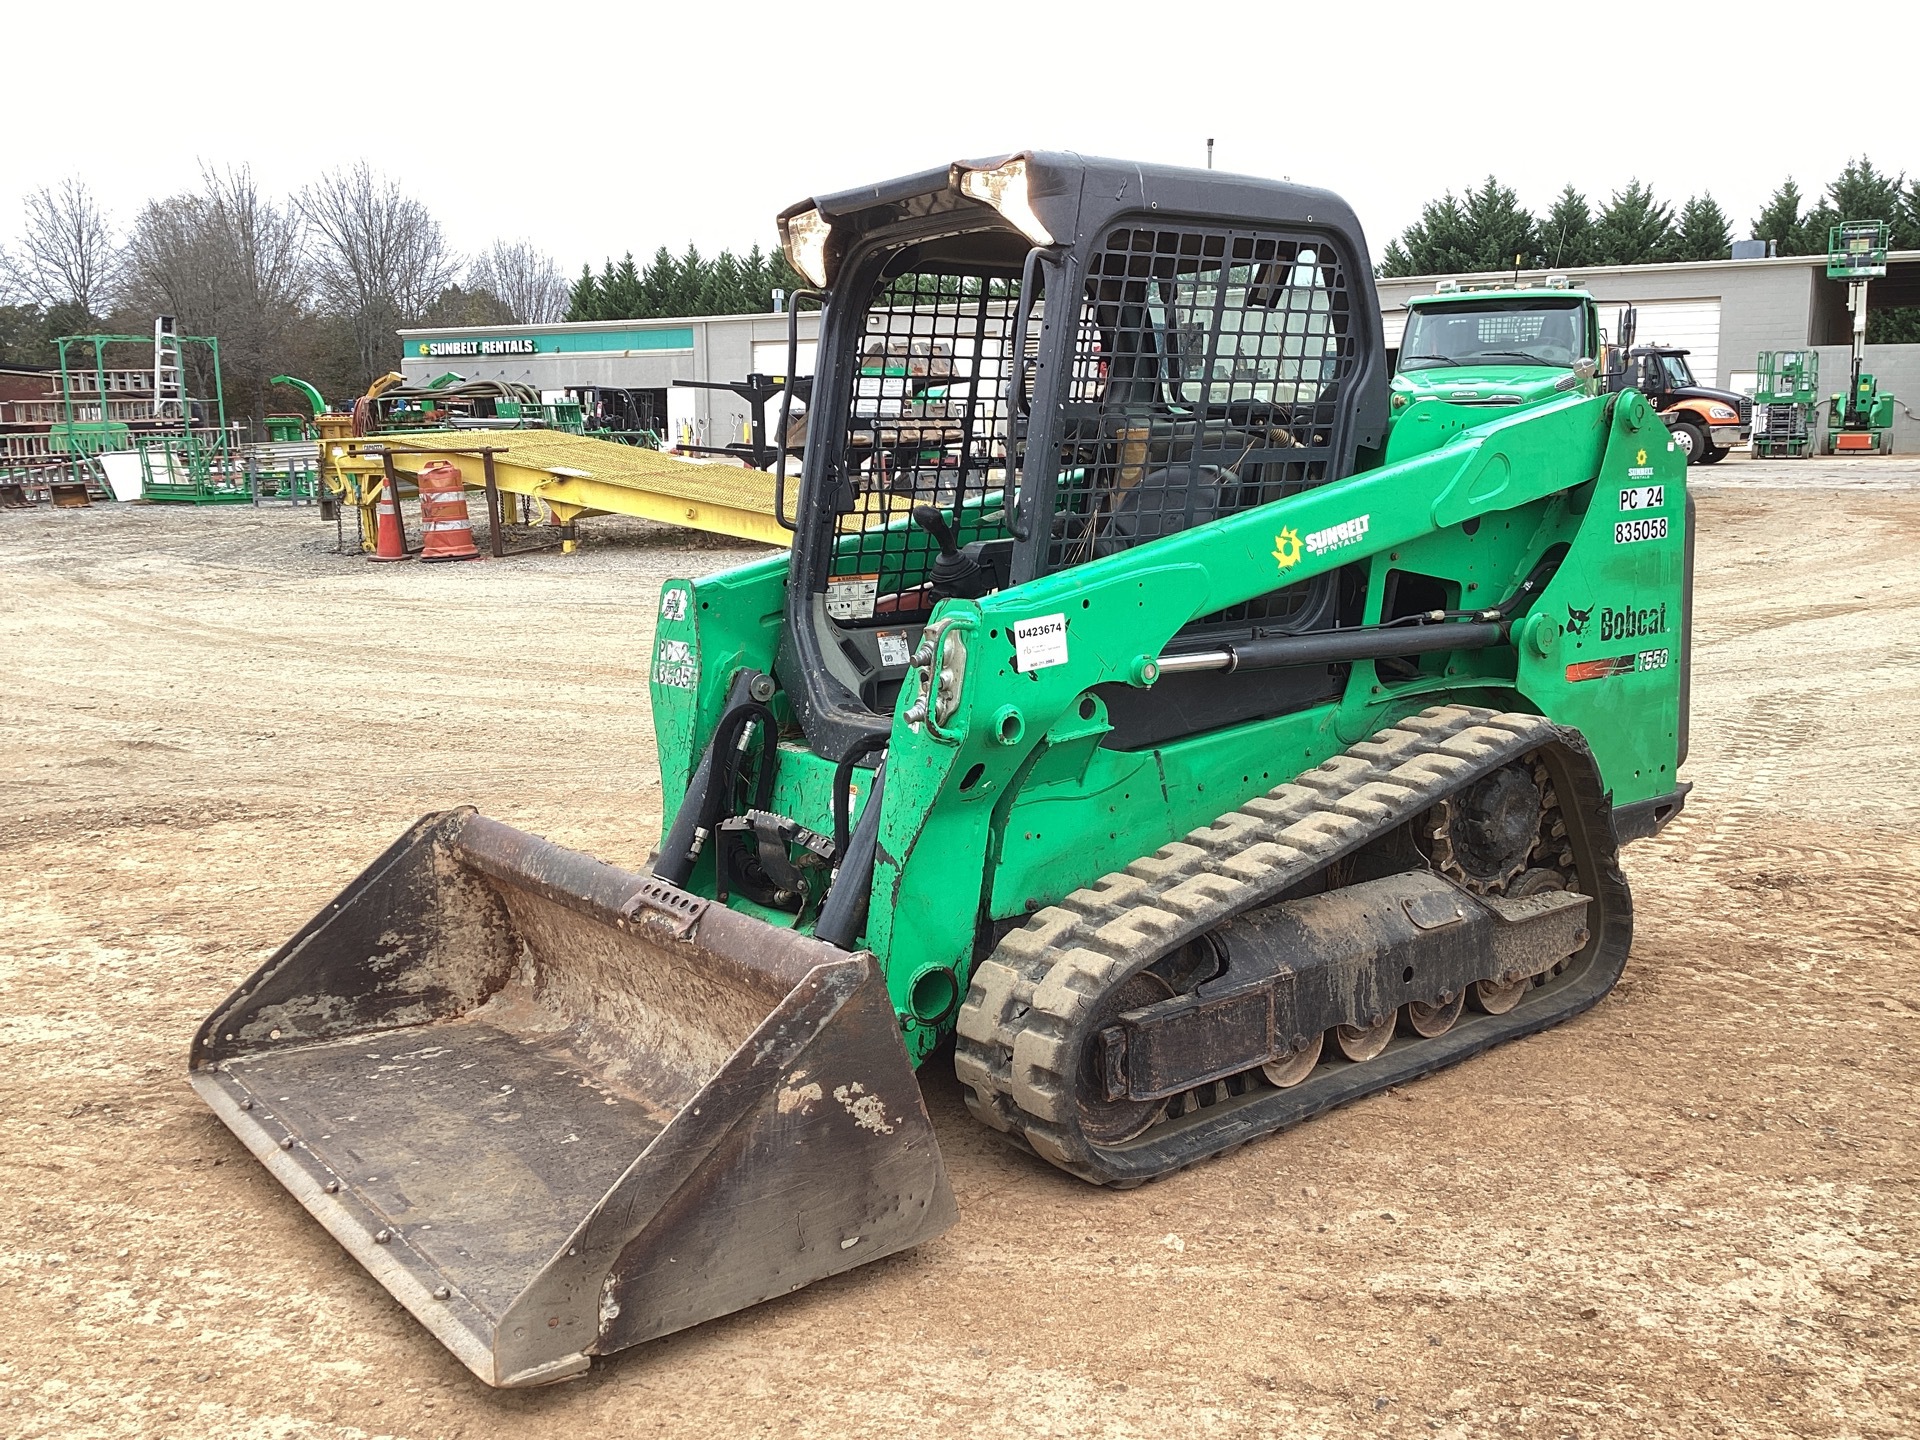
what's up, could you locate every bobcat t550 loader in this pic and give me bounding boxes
[192,152,1692,1387]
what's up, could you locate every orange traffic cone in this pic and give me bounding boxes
[369,481,410,562]
[417,460,480,563]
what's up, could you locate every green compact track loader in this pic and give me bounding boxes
[192,152,1692,1387]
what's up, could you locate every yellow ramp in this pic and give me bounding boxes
[378,429,789,547]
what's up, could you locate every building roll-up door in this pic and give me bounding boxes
[1618,299,1722,386]
[750,340,816,378]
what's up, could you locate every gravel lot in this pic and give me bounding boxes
[2,459,1916,1438]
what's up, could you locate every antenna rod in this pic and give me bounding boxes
[1206,138,1214,170]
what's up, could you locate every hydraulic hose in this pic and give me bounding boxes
[653,670,768,885]
[815,760,888,951]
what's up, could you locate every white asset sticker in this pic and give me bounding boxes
[876,630,912,667]
[652,637,697,689]
[1614,516,1669,544]
[1619,484,1665,511]
[659,589,689,621]
[826,574,879,621]
[1012,613,1069,672]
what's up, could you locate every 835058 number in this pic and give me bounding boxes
[1614,517,1669,544]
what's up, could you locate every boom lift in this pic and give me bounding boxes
[1825,221,1898,453]
[192,152,1692,1388]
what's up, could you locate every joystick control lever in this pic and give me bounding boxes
[912,505,989,599]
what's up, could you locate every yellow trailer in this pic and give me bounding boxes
[319,427,791,554]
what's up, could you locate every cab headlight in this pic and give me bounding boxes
[781,207,833,288]
[957,158,1055,246]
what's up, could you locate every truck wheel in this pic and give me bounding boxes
[1700,446,1728,464]
[1670,421,1707,464]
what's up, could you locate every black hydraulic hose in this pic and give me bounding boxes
[707,700,778,825]
[831,735,890,860]
[814,759,888,951]
[697,699,778,906]
[1157,548,1562,678]
[1217,620,1509,673]
[1493,545,1569,620]
[652,670,765,886]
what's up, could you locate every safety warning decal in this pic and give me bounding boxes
[876,630,912,667]
[826,574,879,621]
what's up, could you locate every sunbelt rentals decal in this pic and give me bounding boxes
[1274,514,1370,571]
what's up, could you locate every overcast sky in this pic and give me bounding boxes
[8,1,1918,279]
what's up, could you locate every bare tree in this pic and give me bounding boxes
[301,163,460,385]
[123,165,311,427]
[469,239,566,325]
[12,178,119,313]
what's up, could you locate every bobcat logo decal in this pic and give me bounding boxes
[1565,604,1593,636]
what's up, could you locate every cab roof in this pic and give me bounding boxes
[1407,286,1594,308]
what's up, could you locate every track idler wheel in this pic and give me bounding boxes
[1405,990,1466,1038]
[1262,1031,1324,1088]
[1335,1012,1396,1062]
[1077,969,1175,1144]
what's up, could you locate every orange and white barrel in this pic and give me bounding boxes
[416,460,480,562]
[368,478,410,562]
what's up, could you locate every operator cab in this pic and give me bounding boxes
[773,153,1388,761]
[1398,292,1591,372]
[1623,347,1698,398]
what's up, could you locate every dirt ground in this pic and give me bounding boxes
[3,458,1917,1439]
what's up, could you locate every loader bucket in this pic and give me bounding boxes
[189,809,955,1388]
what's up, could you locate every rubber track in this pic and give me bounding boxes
[953,704,1633,1185]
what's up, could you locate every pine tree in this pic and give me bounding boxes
[672,245,706,315]
[605,254,644,317]
[1751,180,1806,255]
[636,247,678,316]
[1459,176,1538,273]
[593,259,621,319]
[1377,194,1476,277]
[703,249,743,313]
[1803,155,1908,253]
[1670,196,1732,262]
[1540,186,1597,269]
[1592,181,1674,266]
[1377,237,1416,278]
[564,264,597,322]
[563,241,813,320]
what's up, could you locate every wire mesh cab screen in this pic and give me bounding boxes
[1041,223,1356,630]
[822,267,1020,633]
